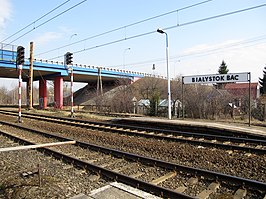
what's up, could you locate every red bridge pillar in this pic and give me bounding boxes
[54,76,63,109]
[39,79,47,109]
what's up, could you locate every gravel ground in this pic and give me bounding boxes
[12,114,265,183]
[0,112,265,198]
[2,113,266,182]
[0,134,108,199]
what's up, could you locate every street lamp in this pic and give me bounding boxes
[123,47,131,69]
[70,33,77,41]
[157,28,171,120]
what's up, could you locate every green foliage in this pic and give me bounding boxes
[218,60,229,74]
[148,92,160,116]
[216,60,229,89]
[259,66,266,94]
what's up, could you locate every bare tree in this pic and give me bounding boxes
[0,87,11,104]
[182,83,235,119]
[170,77,182,117]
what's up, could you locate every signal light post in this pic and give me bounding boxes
[65,52,74,117]
[16,46,25,123]
[70,67,74,118]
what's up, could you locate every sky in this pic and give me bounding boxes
[0,0,266,90]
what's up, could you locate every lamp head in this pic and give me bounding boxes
[157,28,165,34]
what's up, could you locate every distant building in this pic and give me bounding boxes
[158,99,182,117]
[137,99,150,115]
[137,99,182,116]
[224,82,259,107]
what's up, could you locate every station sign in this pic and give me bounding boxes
[183,72,249,84]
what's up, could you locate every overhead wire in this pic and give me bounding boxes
[48,30,156,60]
[35,0,214,57]
[4,0,88,46]
[47,3,266,61]
[1,0,71,43]
[111,34,266,68]
[165,3,266,30]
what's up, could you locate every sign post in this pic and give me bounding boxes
[182,77,184,119]
[248,72,251,127]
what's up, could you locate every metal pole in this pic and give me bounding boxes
[248,72,251,127]
[157,28,171,119]
[18,65,22,123]
[182,77,184,119]
[96,68,103,112]
[165,33,171,120]
[100,69,103,95]
[97,68,103,96]
[70,68,74,118]
[28,42,34,109]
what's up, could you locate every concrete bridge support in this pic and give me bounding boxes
[132,77,141,83]
[39,79,47,109]
[54,76,63,109]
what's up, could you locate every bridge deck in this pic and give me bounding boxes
[0,44,145,83]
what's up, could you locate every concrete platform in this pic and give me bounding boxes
[114,117,266,137]
[70,182,162,199]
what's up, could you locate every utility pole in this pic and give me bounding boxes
[97,68,103,96]
[28,42,34,109]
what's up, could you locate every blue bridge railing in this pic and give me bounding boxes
[0,43,164,79]
[0,43,17,62]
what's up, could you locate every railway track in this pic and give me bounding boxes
[0,110,265,154]
[0,122,265,199]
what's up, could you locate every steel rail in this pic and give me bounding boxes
[0,129,193,199]
[1,109,265,140]
[0,122,265,192]
[0,112,265,154]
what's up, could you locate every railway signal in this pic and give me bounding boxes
[16,46,25,65]
[65,52,73,65]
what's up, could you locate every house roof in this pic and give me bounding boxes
[224,83,258,89]
[138,99,150,106]
[138,99,181,107]
[224,82,258,99]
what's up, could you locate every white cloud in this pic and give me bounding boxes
[0,0,12,38]
[58,26,74,35]
[181,39,244,57]
[34,32,63,46]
